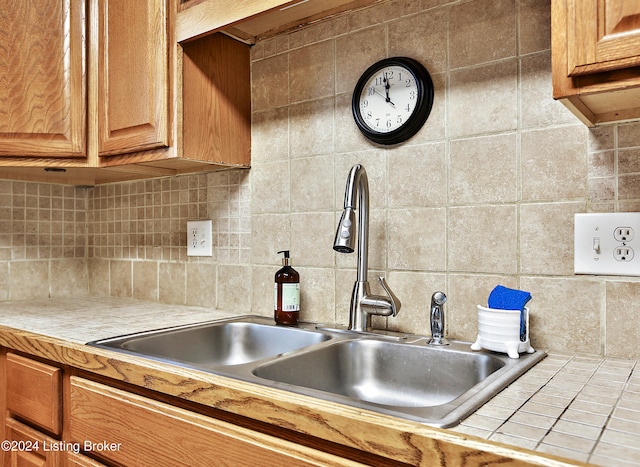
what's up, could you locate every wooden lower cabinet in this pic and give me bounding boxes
[1,350,366,467]
[69,377,362,467]
[5,353,62,436]
[3,418,62,467]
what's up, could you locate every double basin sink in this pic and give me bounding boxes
[89,316,545,428]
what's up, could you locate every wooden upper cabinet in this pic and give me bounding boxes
[567,0,640,76]
[553,0,640,125]
[0,0,86,157]
[98,0,169,156]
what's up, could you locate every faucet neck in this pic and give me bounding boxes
[346,165,369,283]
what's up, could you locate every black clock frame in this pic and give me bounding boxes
[351,57,434,145]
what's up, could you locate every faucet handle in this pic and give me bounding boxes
[377,276,401,317]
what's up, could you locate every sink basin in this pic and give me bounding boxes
[89,316,545,427]
[89,316,330,369]
[252,338,544,427]
[253,339,504,407]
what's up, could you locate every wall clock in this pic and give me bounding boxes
[352,57,434,145]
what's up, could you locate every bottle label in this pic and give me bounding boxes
[275,283,300,312]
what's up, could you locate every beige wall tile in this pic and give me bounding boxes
[449,134,517,204]
[217,264,251,312]
[133,261,158,302]
[186,262,216,307]
[448,205,517,274]
[606,281,640,359]
[9,260,49,300]
[520,202,584,276]
[251,214,291,265]
[520,277,603,355]
[290,155,334,211]
[289,98,334,157]
[388,10,448,73]
[449,0,516,69]
[389,142,447,207]
[520,0,551,55]
[290,212,335,268]
[51,259,88,297]
[110,260,132,298]
[297,266,335,324]
[251,108,289,164]
[251,54,289,112]
[335,27,384,95]
[521,126,588,201]
[159,262,186,305]
[251,161,290,214]
[449,60,518,137]
[521,52,577,128]
[388,207,446,271]
[289,41,334,103]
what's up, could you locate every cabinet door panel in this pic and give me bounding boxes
[69,377,364,467]
[3,418,62,467]
[98,0,168,156]
[5,353,62,436]
[0,0,85,157]
[568,0,640,75]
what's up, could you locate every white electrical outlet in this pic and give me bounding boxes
[574,213,640,276]
[187,220,213,257]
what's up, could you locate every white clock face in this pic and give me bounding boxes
[358,65,419,134]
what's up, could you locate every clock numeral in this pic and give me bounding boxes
[396,115,403,125]
[405,79,412,87]
[409,90,416,100]
[367,86,376,96]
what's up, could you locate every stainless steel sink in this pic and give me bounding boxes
[89,315,545,428]
[252,338,543,427]
[253,339,505,407]
[89,316,331,369]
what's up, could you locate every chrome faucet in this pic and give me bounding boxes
[428,291,449,345]
[333,164,401,332]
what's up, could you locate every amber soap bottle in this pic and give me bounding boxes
[274,250,300,325]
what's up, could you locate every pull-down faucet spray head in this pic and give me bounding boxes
[333,207,356,253]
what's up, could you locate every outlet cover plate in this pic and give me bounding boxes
[574,213,640,276]
[187,220,213,257]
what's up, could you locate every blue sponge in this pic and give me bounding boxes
[488,285,532,342]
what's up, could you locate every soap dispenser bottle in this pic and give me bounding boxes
[274,250,300,325]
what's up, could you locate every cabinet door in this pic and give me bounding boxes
[0,0,86,157]
[567,0,640,76]
[5,353,62,436]
[98,0,169,156]
[70,377,365,467]
[3,418,62,467]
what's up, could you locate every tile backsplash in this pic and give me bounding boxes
[2,0,640,358]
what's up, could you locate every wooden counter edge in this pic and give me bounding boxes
[0,325,588,467]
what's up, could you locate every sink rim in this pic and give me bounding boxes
[88,315,333,369]
[87,315,546,428]
[251,337,545,427]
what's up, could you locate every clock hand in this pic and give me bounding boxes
[383,73,395,107]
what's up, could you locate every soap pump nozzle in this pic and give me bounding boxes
[278,250,290,266]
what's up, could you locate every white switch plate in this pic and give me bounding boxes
[574,213,640,276]
[187,220,213,257]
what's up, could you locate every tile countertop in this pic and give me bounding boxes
[0,297,638,466]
